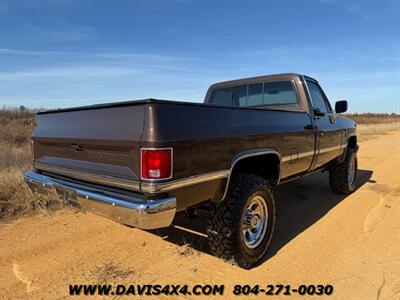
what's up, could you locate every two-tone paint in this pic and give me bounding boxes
[31,73,357,212]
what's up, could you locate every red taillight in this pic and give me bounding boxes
[141,148,172,180]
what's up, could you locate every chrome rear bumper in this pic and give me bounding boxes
[24,171,176,229]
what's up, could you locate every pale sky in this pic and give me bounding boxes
[1,0,399,113]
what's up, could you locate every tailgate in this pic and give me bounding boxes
[32,104,145,184]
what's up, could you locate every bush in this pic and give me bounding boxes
[344,113,400,124]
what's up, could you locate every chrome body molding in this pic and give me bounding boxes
[24,171,176,229]
[141,170,230,193]
[33,161,229,194]
[281,144,345,163]
[318,144,346,154]
[281,150,315,162]
[34,145,347,198]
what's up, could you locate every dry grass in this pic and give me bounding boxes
[0,168,61,218]
[357,123,400,142]
[0,108,399,220]
[0,105,38,119]
[0,117,34,146]
[344,113,400,124]
[0,107,62,219]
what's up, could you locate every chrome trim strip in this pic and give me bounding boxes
[281,150,315,162]
[220,149,282,202]
[34,145,346,196]
[24,171,176,229]
[281,145,345,163]
[319,144,346,154]
[141,170,230,193]
[34,162,141,191]
[33,161,229,194]
[298,150,316,158]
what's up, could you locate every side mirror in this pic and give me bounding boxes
[335,100,348,114]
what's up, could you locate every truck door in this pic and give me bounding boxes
[305,80,345,169]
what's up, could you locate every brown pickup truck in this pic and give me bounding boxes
[25,73,357,268]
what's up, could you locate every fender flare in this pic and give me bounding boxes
[218,148,282,202]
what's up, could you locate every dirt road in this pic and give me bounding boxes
[1,128,399,299]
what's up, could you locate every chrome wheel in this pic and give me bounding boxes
[242,195,268,249]
[348,156,355,184]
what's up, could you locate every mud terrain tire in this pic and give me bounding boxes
[207,174,275,269]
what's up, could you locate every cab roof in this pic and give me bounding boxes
[207,73,317,90]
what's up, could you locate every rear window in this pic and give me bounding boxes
[209,87,232,106]
[233,85,247,106]
[247,83,263,106]
[263,81,298,105]
[209,80,298,107]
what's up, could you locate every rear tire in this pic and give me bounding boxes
[207,174,275,269]
[329,148,358,194]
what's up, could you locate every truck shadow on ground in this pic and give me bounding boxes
[149,169,373,263]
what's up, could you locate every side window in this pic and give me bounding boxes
[247,83,263,106]
[307,81,330,113]
[210,81,301,108]
[209,88,232,106]
[233,85,247,107]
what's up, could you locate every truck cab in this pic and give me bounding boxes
[205,73,356,180]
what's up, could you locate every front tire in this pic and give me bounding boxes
[207,174,275,269]
[329,148,358,194]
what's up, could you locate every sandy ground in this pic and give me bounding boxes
[0,128,399,300]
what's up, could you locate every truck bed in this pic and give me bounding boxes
[33,98,314,197]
